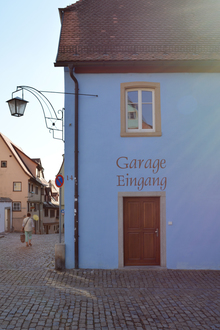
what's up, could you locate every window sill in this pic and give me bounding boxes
[120,131,162,137]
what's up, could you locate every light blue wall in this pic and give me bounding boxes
[64,69,220,269]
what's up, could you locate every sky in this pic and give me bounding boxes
[0,0,77,181]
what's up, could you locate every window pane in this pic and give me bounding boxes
[127,104,138,129]
[13,202,21,211]
[127,91,138,103]
[142,104,153,129]
[13,182,21,191]
[127,91,138,129]
[142,91,152,102]
[1,161,7,168]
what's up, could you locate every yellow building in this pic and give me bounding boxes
[0,133,52,233]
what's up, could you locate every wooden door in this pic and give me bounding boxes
[124,197,160,266]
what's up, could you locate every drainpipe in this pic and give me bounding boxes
[68,64,79,269]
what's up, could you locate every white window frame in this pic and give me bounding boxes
[126,88,155,133]
[121,82,161,137]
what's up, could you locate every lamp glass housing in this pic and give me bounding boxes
[7,97,28,117]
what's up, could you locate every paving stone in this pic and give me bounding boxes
[0,233,220,329]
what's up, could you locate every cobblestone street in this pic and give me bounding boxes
[0,233,220,329]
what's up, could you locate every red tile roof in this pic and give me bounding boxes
[55,0,220,66]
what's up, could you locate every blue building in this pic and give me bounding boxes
[55,0,220,269]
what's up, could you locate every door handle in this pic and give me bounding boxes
[155,228,159,237]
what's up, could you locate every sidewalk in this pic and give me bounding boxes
[0,233,220,329]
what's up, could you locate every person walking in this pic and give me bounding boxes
[22,213,35,247]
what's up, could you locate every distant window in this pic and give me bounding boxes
[13,182,22,191]
[50,210,55,218]
[28,183,34,193]
[44,209,48,217]
[35,186,38,195]
[1,161,7,168]
[128,111,136,119]
[13,202,21,211]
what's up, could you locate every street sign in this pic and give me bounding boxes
[61,209,65,214]
[55,174,64,188]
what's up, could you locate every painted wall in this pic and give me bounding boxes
[64,70,220,270]
[0,136,29,230]
[58,156,65,233]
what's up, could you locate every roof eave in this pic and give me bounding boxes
[54,59,220,73]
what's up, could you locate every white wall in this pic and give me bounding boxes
[0,202,12,232]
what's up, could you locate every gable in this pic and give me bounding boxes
[14,148,38,178]
[0,133,33,178]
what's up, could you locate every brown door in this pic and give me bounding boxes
[124,197,160,266]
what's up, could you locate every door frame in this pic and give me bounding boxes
[118,191,166,268]
[4,208,11,232]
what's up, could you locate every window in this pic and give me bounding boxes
[44,209,48,217]
[120,82,161,137]
[13,202,21,211]
[50,210,55,218]
[1,161,7,168]
[35,186,38,195]
[13,182,22,191]
[36,168,40,177]
[29,184,34,193]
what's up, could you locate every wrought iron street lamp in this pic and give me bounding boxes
[7,82,98,268]
[7,86,64,141]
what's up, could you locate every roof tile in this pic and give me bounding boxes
[56,0,220,64]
